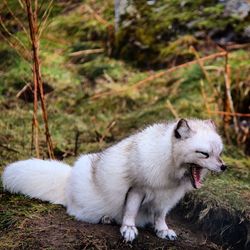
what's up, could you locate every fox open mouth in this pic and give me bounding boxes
[189,164,203,189]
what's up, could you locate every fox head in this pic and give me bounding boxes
[172,119,226,189]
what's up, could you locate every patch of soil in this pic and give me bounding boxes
[5,207,220,250]
[175,194,249,250]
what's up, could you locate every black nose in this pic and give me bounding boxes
[220,165,227,171]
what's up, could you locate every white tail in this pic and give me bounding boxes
[2,159,71,206]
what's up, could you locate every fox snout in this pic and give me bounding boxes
[220,164,227,171]
[205,160,227,172]
[216,158,227,172]
[207,163,227,173]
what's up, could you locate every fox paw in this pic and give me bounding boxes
[156,228,177,240]
[120,225,138,242]
[100,215,113,224]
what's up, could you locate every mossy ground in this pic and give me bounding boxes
[0,0,249,249]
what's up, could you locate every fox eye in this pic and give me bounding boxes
[196,151,209,158]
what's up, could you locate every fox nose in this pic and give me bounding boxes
[220,165,227,171]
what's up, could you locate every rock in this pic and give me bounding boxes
[244,25,250,38]
[224,0,250,20]
[115,0,128,31]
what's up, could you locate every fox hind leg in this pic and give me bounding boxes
[100,215,116,225]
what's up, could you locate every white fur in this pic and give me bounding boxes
[2,119,224,242]
[2,159,71,205]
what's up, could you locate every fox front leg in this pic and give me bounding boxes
[154,210,177,241]
[120,188,144,242]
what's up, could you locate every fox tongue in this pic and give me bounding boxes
[192,167,202,189]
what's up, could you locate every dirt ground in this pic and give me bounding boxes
[1,205,221,250]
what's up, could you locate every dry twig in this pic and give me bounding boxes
[74,130,80,156]
[16,83,32,99]
[200,80,211,116]
[208,110,250,117]
[3,0,30,38]
[99,121,116,145]
[0,144,19,153]
[25,0,40,157]
[69,48,104,57]
[0,32,32,62]
[0,17,32,61]
[82,4,114,55]
[25,0,54,158]
[83,4,111,27]
[38,0,54,38]
[166,100,179,119]
[226,43,250,50]
[190,46,212,85]
[223,51,239,135]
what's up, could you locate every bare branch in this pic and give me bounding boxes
[200,80,211,116]
[224,52,239,134]
[208,110,250,117]
[16,83,32,99]
[17,0,25,9]
[84,4,111,27]
[0,32,32,62]
[0,16,30,54]
[25,0,54,158]
[69,48,104,57]
[38,0,54,38]
[166,100,179,119]
[3,0,30,39]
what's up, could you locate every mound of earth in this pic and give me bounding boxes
[2,207,220,250]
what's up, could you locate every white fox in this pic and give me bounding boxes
[2,119,226,242]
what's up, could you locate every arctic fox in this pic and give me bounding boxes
[2,119,226,242]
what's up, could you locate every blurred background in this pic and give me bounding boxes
[0,1,249,249]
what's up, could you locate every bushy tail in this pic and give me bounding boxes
[2,159,71,206]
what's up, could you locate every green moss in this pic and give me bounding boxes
[115,0,250,66]
[159,35,197,61]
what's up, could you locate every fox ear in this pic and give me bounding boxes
[205,119,216,130]
[174,119,191,139]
